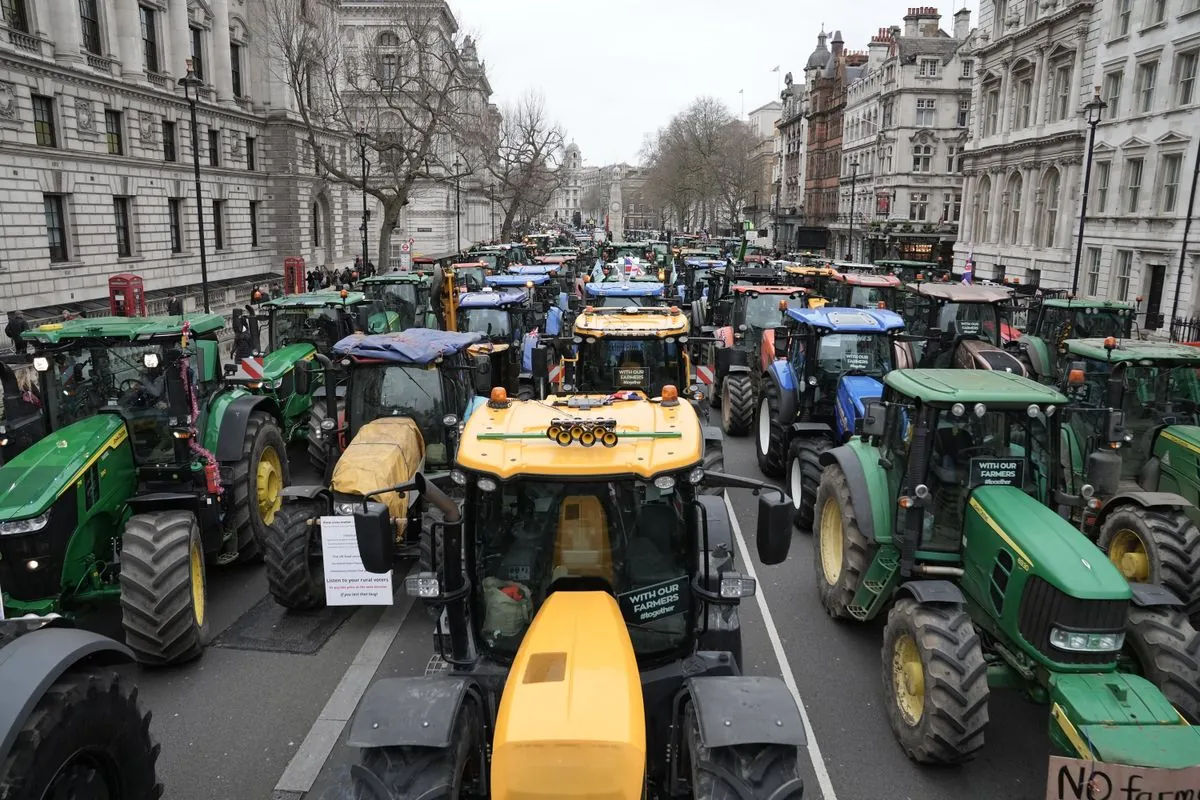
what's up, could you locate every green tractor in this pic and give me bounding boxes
[360,270,438,331]
[813,368,1200,765]
[1007,296,1138,382]
[0,315,290,665]
[1054,337,1200,619]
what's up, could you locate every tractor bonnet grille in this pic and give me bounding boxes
[1017,575,1128,666]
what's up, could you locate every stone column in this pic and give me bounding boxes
[114,0,145,81]
[168,0,190,80]
[1070,30,1086,124]
[1029,46,1045,126]
[210,0,234,103]
[47,0,84,64]
[1036,49,1052,125]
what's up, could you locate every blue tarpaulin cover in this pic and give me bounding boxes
[508,264,558,275]
[585,282,665,297]
[486,274,550,287]
[333,328,483,364]
[459,289,528,308]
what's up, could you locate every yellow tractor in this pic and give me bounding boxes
[342,385,806,798]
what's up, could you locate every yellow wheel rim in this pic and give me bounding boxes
[892,634,925,726]
[1108,529,1151,583]
[819,499,844,585]
[190,539,206,627]
[256,445,283,525]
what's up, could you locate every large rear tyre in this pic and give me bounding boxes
[1123,605,1200,723]
[119,511,209,666]
[787,435,832,532]
[0,668,163,800]
[812,466,870,619]
[1098,506,1200,612]
[264,501,327,610]
[881,599,989,764]
[683,702,804,799]
[720,374,754,436]
[228,411,289,562]
[347,700,483,799]
[700,435,725,496]
[308,397,345,478]
[754,380,786,477]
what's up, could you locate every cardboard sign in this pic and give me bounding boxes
[320,516,393,605]
[969,457,1025,488]
[618,577,686,623]
[618,367,645,386]
[1045,755,1200,800]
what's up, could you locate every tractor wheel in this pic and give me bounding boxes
[683,702,804,799]
[264,501,326,611]
[349,700,483,799]
[754,380,786,477]
[720,374,754,436]
[0,668,163,800]
[700,435,725,496]
[308,397,345,478]
[1015,348,1035,381]
[1123,605,1200,723]
[228,411,289,562]
[787,435,832,532]
[1099,506,1200,611]
[813,466,870,619]
[119,511,208,666]
[881,598,989,764]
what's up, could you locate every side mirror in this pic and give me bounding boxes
[532,346,549,377]
[1105,377,1123,410]
[860,398,886,438]
[471,353,493,395]
[353,501,393,574]
[756,493,794,565]
[1105,409,1126,444]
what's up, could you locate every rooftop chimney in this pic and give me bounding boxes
[903,7,920,36]
[917,7,942,37]
[868,28,893,67]
[889,24,902,39]
[953,7,971,39]
[831,30,844,57]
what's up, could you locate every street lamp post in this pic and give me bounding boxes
[1071,87,1107,297]
[489,182,496,242]
[453,157,462,255]
[847,157,860,262]
[177,59,210,313]
[752,190,759,230]
[355,120,369,270]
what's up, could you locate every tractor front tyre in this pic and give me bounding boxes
[0,668,163,800]
[683,702,804,799]
[308,397,345,477]
[788,435,832,532]
[881,598,989,764]
[119,511,209,666]
[700,436,725,496]
[264,501,327,611]
[754,380,787,477]
[813,466,870,619]
[720,374,754,436]
[1123,605,1200,723]
[1098,506,1200,611]
[229,411,290,562]
[348,701,483,799]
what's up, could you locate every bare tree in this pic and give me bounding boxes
[485,92,565,240]
[264,0,489,261]
[712,121,762,229]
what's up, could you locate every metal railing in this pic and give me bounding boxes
[1169,316,1200,343]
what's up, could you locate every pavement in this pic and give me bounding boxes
[103,439,1055,800]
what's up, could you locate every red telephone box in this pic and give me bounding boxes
[284,257,306,294]
[107,273,146,317]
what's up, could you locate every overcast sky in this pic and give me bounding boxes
[449,0,974,167]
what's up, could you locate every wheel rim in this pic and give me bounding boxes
[789,458,803,511]
[1108,529,1151,583]
[256,445,284,525]
[891,633,925,726]
[757,397,771,455]
[190,539,206,627]
[41,750,117,800]
[819,499,843,584]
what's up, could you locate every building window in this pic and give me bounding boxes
[951,192,962,223]
[909,192,929,222]
[919,59,939,77]
[912,143,933,173]
[113,197,132,257]
[1015,75,1034,128]
[983,84,1000,134]
[1114,0,1132,36]
[380,54,397,84]
[961,59,973,78]
[140,5,159,73]
[1086,247,1102,295]
[1112,249,1133,300]
[915,98,936,127]
[212,200,224,249]
[1004,174,1023,243]
[1146,0,1166,25]
[881,100,893,128]
[163,120,176,161]
[168,198,182,253]
[246,136,256,170]
[1123,156,1144,212]
[190,26,204,81]
[1094,161,1111,212]
[957,99,969,127]
[311,203,321,246]
[1037,169,1060,247]
[79,0,102,55]
[1158,153,1182,212]
[1102,71,1123,117]
[2,0,30,32]
[1174,50,1197,107]
[31,94,57,147]
[230,42,243,97]
[249,201,260,247]
[1136,61,1157,113]
[208,128,220,166]
[105,109,123,155]
[994,0,1007,35]
[1052,63,1074,121]
[44,195,69,263]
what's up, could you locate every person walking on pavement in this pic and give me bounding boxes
[166,294,183,316]
[5,310,29,354]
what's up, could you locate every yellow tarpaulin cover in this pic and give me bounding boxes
[331,417,425,526]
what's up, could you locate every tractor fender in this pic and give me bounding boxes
[766,358,797,394]
[685,676,807,749]
[818,446,877,542]
[1137,457,1161,492]
[1097,491,1192,530]
[725,364,752,376]
[702,426,723,448]
[345,676,479,749]
[1015,335,1050,379]
[894,580,965,606]
[214,394,277,462]
[695,493,734,556]
[791,422,834,437]
[0,628,133,765]
[280,485,332,503]
[1128,582,1183,608]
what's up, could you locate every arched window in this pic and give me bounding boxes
[1005,173,1023,243]
[976,175,992,242]
[378,31,399,47]
[1036,168,1060,247]
[311,202,322,246]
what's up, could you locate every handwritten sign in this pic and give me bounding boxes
[618,577,686,623]
[320,516,393,606]
[1046,755,1200,800]
[969,457,1025,489]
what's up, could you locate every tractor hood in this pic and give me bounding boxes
[262,343,317,380]
[968,486,1130,599]
[0,413,127,520]
[1157,424,1200,455]
[331,418,424,524]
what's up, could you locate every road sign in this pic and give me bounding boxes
[408,237,415,245]
[400,242,411,253]
[399,252,412,271]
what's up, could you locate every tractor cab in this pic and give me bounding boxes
[873,258,945,283]
[677,257,726,305]
[584,280,666,309]
[506,264,571,310]
[825,272,903,310]
[360,271,436,332]
[459,288,542,397]
[468,249,514,273]
[259,290,368,354]
[781,264,836,304]
[1009,297,1139,382]
[897,282,1025,374]
[448,261,493,295]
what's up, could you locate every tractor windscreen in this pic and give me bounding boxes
[474,254,502,272]
[1067,309,1134,339]
[594,295,656,308]
[370,283,420,330]
[935,302,1003,344]
[814,333,893,377]
[349,364,445,444]
[272,307,341,351]
[848,286,888,307]
[460,309,513,340]
[473,479,690,658]
[575,337,684,395]
[742,294,805,329]
[456,267,488,292]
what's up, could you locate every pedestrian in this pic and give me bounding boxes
[340,266,353,286]
[4,310,29,354]
[167,294,183,316]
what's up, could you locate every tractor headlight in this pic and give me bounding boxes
[914,484,930,499]
[653,475,676,491]
[477,477,498,493]
[688,466,705,484]
[405,571,440,599]
[973,403,987,418]
[1027,404,1040,418]
[442,414,459,427]
[1080,483,1096,498]
[320,418,336,431]
[720,574,756,598]
[143,353,160,369]
[451,469,467,486]
[1045,405,1056,417]
[336,502,357,515]
[951,403,965,417]
[32,357,49,372]
[1049,628,1124,653]
[807,376,818,386]
[0,511,50,535]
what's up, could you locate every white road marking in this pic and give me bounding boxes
[724,492,840,800]
[273,566,416,795]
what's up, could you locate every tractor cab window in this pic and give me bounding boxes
[456,267,488,293]
[370,283,421,330]
[594,294,656,308]
[936,302,1001,344]
[740,294,804,330]
[474,255,502,272]
[815,333,892,378]
[1069,309,1133,340]
[576,338,684,395]
[349,364,446,453]
[459,308,513,340]
[848,286,887,308]
[272,307,342,351]
[473,479,690,659]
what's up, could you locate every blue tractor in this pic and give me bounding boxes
[458,287,544,398]
[583,281,666,308]
[754,307,906,528]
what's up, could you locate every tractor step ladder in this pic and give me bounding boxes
[848,546,901,621]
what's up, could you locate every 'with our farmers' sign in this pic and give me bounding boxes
[619,577,687,623]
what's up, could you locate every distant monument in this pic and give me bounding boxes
[609,165,624,243]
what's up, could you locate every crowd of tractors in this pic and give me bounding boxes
[0,231,1197,798]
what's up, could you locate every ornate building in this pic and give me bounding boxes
[773,72,809,249]
[547,141,582,227]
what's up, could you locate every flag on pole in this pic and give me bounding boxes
[770,66,780,73]
[963,250,975,285]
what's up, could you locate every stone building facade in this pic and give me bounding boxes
[546,141,582,227]
[773,72,808,249]
[744,100,781,241]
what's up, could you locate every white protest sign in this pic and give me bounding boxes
[320,516,393,605]
[1046,755,1200,800]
